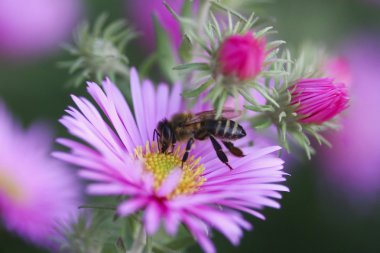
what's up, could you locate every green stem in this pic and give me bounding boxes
[126,224,147,253]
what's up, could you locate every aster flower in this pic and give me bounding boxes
[320,37,380,203]
[290,78,349,124]
[54,68,289,253]
[0,0,82,59]
[325,57,352,88]
[0,103,80,247]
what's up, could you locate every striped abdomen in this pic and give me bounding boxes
[200,119,246,140]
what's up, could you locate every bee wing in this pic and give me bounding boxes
[184,108,242,125]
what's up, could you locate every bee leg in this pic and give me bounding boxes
[169,135,177,154]
[168,144,175,154]
[209,135,233,170]
[153,129,162,151]
[222,141,245,157]
[181,137,194,168]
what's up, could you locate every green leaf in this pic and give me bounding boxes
[165,235,195,251]
[153,16,178,83]
[139,52,159,78]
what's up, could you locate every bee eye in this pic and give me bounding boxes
[162,125,172,140]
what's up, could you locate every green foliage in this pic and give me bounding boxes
[56,210,122,253]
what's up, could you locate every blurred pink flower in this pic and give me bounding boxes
[320,37,380,201]
[290,78,349,124]
[217,33,266,81]
[0,103,81,247]
[0,0,82,59]
[125,0,185,51]
[55,68,289,253]
[325,57,353,87]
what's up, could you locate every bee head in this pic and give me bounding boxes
[156,119,173,153]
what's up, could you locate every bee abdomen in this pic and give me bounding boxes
[203,119,246,140]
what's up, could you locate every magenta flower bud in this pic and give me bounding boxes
[217,32,266,81]
[291,78,349,124]
[0,0,82,59]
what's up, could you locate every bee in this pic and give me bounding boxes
[153,108,247,170]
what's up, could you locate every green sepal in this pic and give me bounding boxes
[244,104,275,113]
[210,0,248,22]
[173,62,210,71]
[182,79,212,98]
[179,34,193,62]
[251,114,272,129]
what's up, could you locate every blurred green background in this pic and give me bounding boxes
[0,0,380,252]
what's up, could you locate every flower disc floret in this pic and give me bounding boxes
[135,143,206,198]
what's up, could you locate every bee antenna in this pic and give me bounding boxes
[153,129,157,141]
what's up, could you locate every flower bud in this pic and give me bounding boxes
[291,78,349,124]
[216,32,266,81]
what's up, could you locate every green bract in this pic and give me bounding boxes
[59,14,137,87]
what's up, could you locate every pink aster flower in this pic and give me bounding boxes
[319,37,380,203]
[0,103,81,247]
[325,57,353,88]
[0,0,82,59]
[217,32,267,81]
[54,68,289,253]
[290,78,349,124]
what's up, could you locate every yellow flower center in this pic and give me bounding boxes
[134,142,206,199]
[0,170,25,203]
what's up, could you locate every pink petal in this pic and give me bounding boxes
[144,201,162,235]
[156,168,182,197]
[118,198,147,216]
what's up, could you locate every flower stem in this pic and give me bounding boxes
[126,224,147,253]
